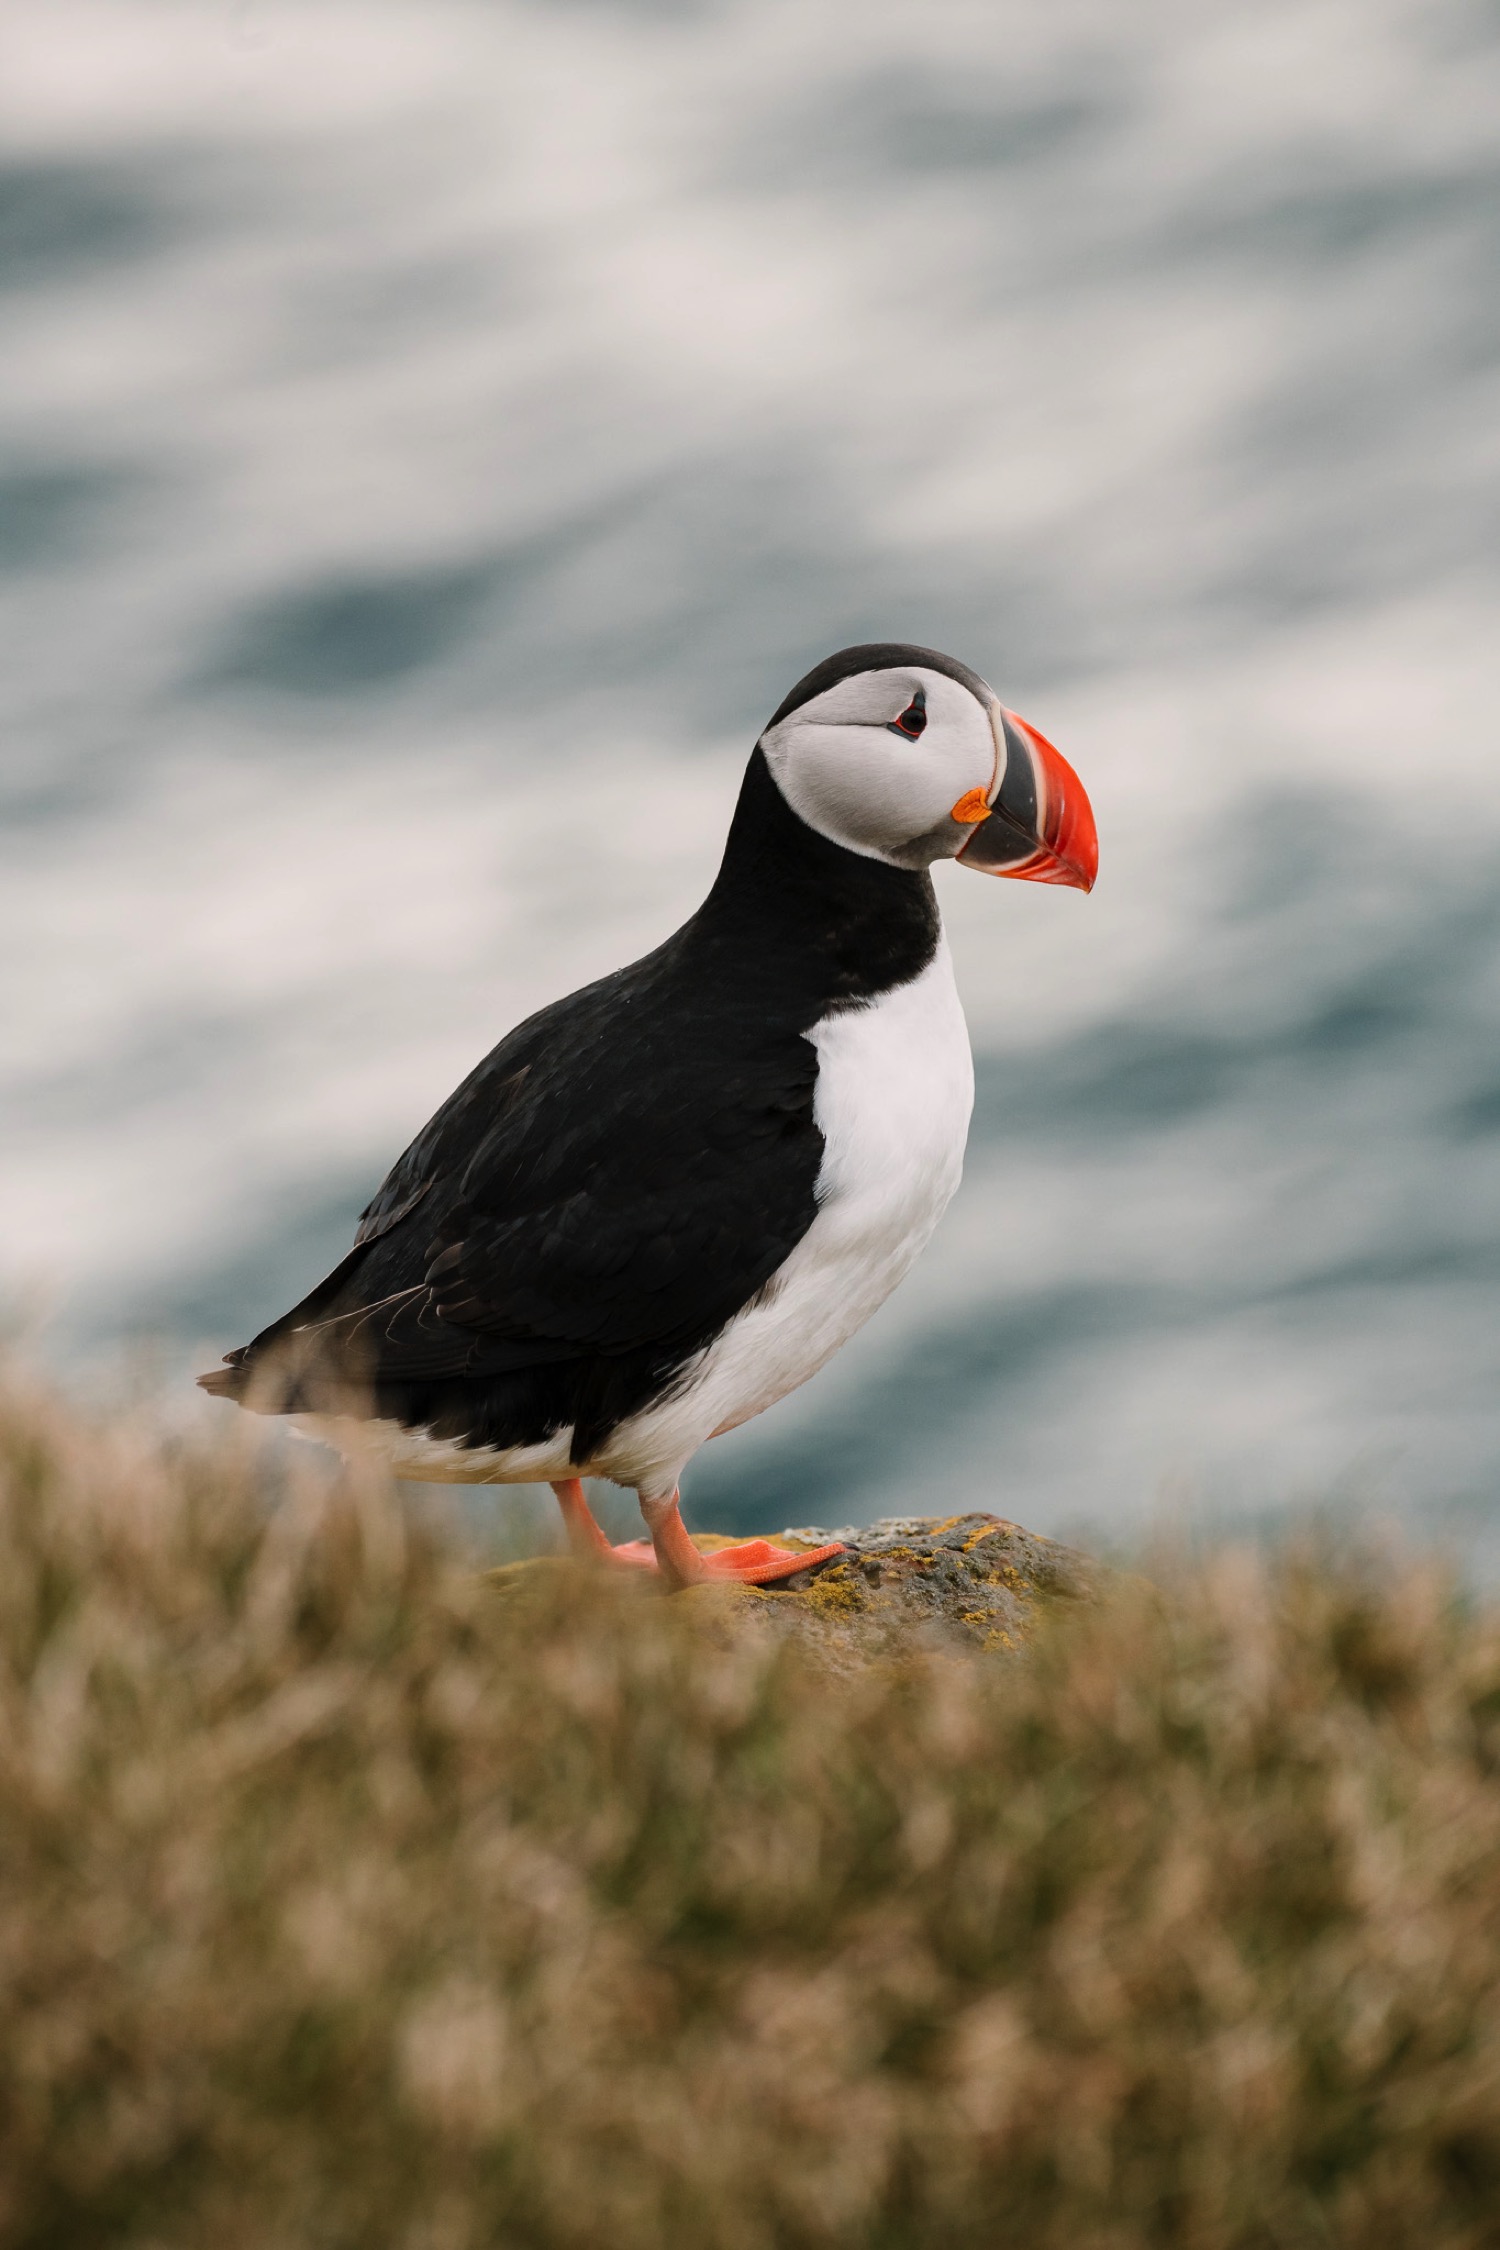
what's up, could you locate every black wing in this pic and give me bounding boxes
[202,933,824,1460]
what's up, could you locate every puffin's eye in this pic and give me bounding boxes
[887,689,927,740]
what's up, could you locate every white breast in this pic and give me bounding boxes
[598,934,974,1494]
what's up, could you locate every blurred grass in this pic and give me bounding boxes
[1,1366,1499,2248]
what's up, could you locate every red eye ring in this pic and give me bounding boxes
[887,689,927,740]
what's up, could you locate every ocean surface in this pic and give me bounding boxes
[3,0,1499,1561]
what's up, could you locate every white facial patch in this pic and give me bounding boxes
[760,665,997,865]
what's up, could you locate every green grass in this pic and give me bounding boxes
[1,1366,1499,2248]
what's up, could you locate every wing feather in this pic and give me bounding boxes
[213,946,824,1415]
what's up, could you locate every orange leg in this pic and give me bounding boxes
[550,1477,615,1559]
[549,1479,843,1590]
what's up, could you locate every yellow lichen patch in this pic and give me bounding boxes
[795,1564,865,1618]
[970,1559,1032,1596]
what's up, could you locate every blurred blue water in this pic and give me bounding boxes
[2,0,1498,1559]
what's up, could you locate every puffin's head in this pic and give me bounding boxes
[758,642,1097,891]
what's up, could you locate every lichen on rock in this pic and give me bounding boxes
[697,1511,1105,1658]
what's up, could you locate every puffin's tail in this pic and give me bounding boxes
[197,1243,379,1411]
[197,1349,250,1400]
[195,1349,300,1414]
[196,1328,374,1417]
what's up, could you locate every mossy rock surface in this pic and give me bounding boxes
[736,1510,1105,1656]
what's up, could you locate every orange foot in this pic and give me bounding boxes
[550,1479,843,1590]
[606,1534,846,1585]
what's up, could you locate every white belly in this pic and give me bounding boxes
[596,934,973,1493]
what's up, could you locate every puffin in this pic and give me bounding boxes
[200,643,1097,1587]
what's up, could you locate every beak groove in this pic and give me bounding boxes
[955,705,1098,893]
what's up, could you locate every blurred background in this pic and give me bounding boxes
[3,0,1499,1561]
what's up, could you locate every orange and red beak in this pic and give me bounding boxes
[953,705,1098,893]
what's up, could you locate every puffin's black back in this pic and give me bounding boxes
[204,749,940,1463]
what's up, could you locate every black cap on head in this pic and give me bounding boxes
[763,642,995,733]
